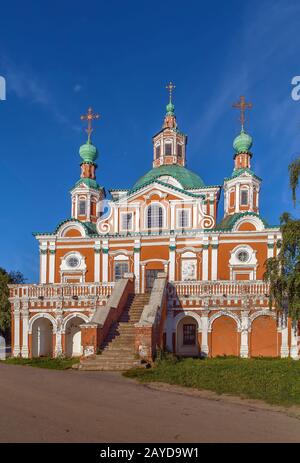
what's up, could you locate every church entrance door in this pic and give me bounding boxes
[146,269,160,292]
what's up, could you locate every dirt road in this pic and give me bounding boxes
[0,363,299,443]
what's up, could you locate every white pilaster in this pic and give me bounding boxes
[94,240,101,283]
[170,204,175,229]
[134,240,141,293]
[280,324,289,358]
[201,312,209,356]
[102,240,109,283]
[135,207,140,232]
[240,311,249,358]
[87,194,91,221]
[235,182,240,213]
[48,241,56,284]
[169,237,176,281]
[39,241,47,284]
[209,196,214,217]
[211,238,218,281]
[141,264,146,293]
[114,206,118,233]
[202,239,209,281]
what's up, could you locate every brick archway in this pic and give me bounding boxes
[250,316,279,357]
[210,316,239,357]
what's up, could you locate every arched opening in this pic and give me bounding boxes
[32,318,53,357]
[211,316,239,357]
[65,316,83,357]
[250,316,278,357]
[176,316,199,357]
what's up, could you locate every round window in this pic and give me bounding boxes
[66,256,80,268]
[237,250,249,263]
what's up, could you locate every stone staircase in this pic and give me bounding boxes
[78,293,150,371]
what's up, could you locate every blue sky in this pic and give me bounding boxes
[1,0,300,282]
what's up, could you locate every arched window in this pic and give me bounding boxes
[147,204,163,229]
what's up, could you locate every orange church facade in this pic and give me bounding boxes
[9,92,299,364]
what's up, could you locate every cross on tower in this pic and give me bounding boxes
[80,107,100,142]
[232,96,253,131]
[166,81,176,103]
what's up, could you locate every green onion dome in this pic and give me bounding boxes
[79,141,98,163]
[233,130,253,153]
[166,102,175,115]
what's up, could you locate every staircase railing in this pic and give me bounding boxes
[134,272,168,362]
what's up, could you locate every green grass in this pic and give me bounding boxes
[0,356,80,370]
[124,356,300,407]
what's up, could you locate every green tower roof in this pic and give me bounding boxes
[79,140,98,163]
[132,165,205,191]
[233,130,253,154]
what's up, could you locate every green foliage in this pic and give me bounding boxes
[289,157,300,205]
[0,268,26,335]
[264,158,300,320]
[124,357,300,406]
[0,356,79,370]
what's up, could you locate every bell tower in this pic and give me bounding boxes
[71,107,104,223]
[152,82,187,168]
[223,96,261,217]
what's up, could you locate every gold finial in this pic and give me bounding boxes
[80,107,100,142]
[166,81,176,103]
[232,96,253,131]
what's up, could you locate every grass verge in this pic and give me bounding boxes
[0,356,80,370]
[124,356,300,407]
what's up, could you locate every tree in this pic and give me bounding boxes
[0,268,26,337]
[264,158,300,320]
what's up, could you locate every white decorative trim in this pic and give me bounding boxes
[28,313,58,334]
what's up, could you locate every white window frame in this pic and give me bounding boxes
[176,208,191,229]
[120,212,134,231]
[78,200,86,215]
[145,203,166,230]
[240,188,249,206]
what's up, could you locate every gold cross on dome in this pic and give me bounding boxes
[232,96,253,130]
[166,81,176,103]
[80,107,100,142]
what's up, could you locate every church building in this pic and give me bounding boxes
[9,84,299,367]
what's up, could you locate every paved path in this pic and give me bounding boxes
[0,363,299,443]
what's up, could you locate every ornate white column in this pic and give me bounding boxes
[94,241,101,282]
[267,235,275,259]
[113,206,118,233]
[290,321,299,359]
[102,240,109,283]
[240,310,249,358]
[201,310,209,356]
[13,302,21,357]
[39,241,48,284]
[202,240,209,281]
[134,240,141,293]
[21,303,29,358]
